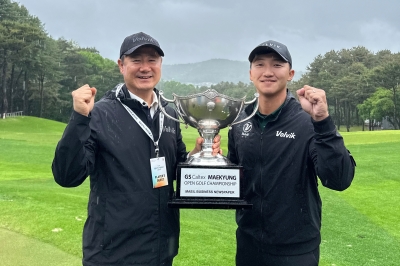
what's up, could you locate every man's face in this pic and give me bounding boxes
[118,46,162,94]
[249,52,294,97]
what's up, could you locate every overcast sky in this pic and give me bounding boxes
[16,0,400,72]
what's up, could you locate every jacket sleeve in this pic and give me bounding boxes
[171,108,188,164]
[52,111,97,187]
[310,116,356,191]
[176,126,187,164]
[227,126,238,165]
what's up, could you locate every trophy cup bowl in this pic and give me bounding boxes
[159,89,258,209]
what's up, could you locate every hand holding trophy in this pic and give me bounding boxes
[159,89,258,209]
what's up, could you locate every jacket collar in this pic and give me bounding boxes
[106,83,169,110]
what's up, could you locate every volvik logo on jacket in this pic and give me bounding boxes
[241,122,252,137]
[163,125,176,135]
[276,130,296,139]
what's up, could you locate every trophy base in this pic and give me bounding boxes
[168,197,252,209]
[170,163,252,209]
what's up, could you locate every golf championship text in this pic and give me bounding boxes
[180,168,240,197]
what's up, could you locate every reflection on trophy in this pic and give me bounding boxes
[159,89,258,209]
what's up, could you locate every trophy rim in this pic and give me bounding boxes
[172,89,246,102]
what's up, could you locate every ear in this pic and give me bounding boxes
[249,69,253,82]
[117,58,124,74]
[287,69,295,81]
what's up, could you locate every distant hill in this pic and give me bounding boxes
[162,59,304,86]
[161,59,250,86]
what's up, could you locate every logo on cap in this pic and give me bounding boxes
[132,36,157,44]
[248,40,292,66]
[265,42,280,49]
[120,32,164,58]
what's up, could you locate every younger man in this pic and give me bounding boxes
[227,40,356,266]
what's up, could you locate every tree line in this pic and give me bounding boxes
[1,0,399,129]
[289,47,400,130]
[0,0,122,122]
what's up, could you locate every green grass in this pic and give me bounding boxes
[1,117,399,265]
[318,131,400,265]
[0,228,81,266]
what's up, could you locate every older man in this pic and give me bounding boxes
[52,32,220,266]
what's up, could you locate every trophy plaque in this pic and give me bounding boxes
[159,89,258,209]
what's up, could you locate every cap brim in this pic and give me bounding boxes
[122,44,164,58]
[248,46,288,63]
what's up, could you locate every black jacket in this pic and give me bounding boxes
[227,90,356,256]
[52,84,187,265]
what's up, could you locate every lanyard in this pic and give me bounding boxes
[116,84,164,157]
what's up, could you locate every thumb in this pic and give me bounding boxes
[91,87,97,96]
[296,88,308,108]
[195,137,204,152]
[296,88,305,98]
[196,137,204,147]
[88,87,97,106]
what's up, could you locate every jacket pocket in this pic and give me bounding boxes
[103,192,158,253]
[83,194,106,252]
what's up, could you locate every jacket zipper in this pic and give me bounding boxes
[152,114,162,265]
[158,188,161,264]
[259,128,264,243]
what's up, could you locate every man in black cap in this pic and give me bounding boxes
[52,32,221,266]
[227,40,356,266]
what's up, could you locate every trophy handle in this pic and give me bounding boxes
[229,93,259,128]
[158,91,188,126]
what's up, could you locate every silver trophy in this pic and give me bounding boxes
[159,89,258,209]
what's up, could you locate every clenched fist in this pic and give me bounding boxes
[71,84,97,117]
[296,85,329,121]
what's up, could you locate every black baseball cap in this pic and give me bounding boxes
[119,32,164,59]
[248,40,292,66]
